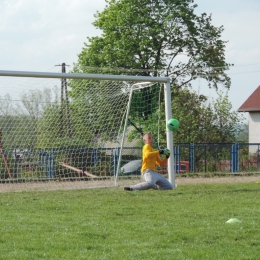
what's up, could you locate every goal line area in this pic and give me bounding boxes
[0,70,174,192]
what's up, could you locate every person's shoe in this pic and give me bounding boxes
[123,186,133,191]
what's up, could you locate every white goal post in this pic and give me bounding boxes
[0,70,174,192]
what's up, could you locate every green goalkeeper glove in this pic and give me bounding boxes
[159,148,170,158]
[164,148,170,158]
[159,149,164,154]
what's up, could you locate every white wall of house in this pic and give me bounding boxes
[248,112,260,154]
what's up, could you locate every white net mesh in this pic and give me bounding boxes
[0,73,164,192]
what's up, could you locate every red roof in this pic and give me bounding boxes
[238,85,260,112]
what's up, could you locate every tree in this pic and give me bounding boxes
[209,91,245,143]
[70,0,240,146]
[74,0,231,89]
[0,87,61,149]
[15,87,60,148]
[171,90,244,144]
[0,94,14,116]
[0,93,39,148]
[236,124,248,143]
[128,89,244,145]
[14,87,59,120]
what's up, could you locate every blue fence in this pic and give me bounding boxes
[1,143,260,179]
[174,143,260,173]
[0,147,141,179]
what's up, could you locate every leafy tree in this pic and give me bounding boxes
[171,90,244,144]
[69,0,235,144]
[59,0,248,154]
[236,124,248,143]
[14,87,59,120]
[74,0,231,89]
[0,87,62,149]
[209,91,245,143]
[128,89,244,145]
[68,79,130,143]
[0,93,37,148]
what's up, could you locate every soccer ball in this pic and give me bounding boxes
[167,118,179,131]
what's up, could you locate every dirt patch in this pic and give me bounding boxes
[1,175,260,193]
[176,175,260,185]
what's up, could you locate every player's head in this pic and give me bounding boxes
[143,132,153,145]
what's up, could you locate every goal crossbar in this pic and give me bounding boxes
[0,70,169,83]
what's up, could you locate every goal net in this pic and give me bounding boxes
[0,70,173,192]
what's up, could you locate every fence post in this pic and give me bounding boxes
[13,149,18,178]
[91,148,98,166]
[174,146,177,173]
[174,145,180,174]
[257,145,260,169]
[204,144,207,173]
[50,149,55,178]
[80,148,86,171]
[231,144,237,173]
[46,152,50,178]
[237,143,240,172]
[189,143,195,172]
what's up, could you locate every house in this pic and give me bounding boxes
[238,85,260,154]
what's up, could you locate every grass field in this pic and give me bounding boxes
[1,181,260,259]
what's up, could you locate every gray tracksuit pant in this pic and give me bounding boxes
[131,169,173,190]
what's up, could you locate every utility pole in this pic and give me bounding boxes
[55,63,72,138]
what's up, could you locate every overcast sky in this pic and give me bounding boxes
[0,0,259,114]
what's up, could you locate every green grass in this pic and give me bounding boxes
[1,182,260,259]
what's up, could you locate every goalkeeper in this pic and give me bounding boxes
[124,132,173,191]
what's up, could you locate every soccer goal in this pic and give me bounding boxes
[0,70,174,192]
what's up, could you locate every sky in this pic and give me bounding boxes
[0,0,260,115]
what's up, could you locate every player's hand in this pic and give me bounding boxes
[159,149,164,154]
[159,148,170,158]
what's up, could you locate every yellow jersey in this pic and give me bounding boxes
[141,144,168,173]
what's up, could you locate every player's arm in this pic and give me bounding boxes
[156,156,168,167]
[156,148,170,167]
